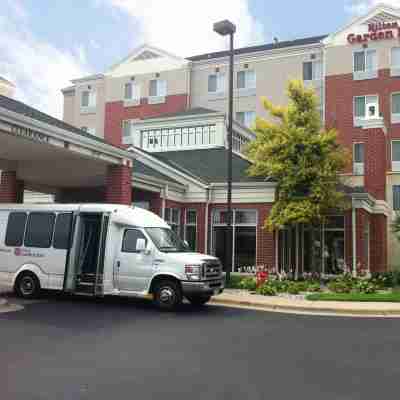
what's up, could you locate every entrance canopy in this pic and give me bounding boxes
[0,94,133,200]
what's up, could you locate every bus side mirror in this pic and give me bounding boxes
[136,238,147,252]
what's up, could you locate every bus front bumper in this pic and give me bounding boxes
[181,279,224,297]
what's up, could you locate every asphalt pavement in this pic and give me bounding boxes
[1,294,400,400]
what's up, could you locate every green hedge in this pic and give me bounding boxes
[306,292,400,302]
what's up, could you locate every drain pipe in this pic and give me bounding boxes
[352,198,357,277]
[204,187,211,253]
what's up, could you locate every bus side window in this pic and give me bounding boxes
[24,213,56,248]
[53,213,73,250]
[5,212,27,247]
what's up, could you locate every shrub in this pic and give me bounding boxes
[355,280,378,294]
[225,274,244,289]
[327,280,352,294]
[256,281,277,296]
[287,282,301,295]
[306,282,322,292]
[238,277,257,291]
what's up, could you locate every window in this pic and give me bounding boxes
[354,95,379,122]
[303,60,322,81]
[237,70,256,89]
[185,210,197,251]
[53,213,73,250]
[165,207,181,235]
[123,120,132,139]
[81,90,96,108]
[208,73,225,93]
[149,79,167,97]
[233,132,250,153]
[236,111,256,128]
[393,186,400,210]
[24,213,56,248]
[392,140,400,171]
[141,124,215,151]
[124,82,140,101]
[391,48,400,77]
[353,49,377,79]
[5,212,27,247]
[211,209,258,272]
[353,143,364,175]
[392,93,400,123]
[122,229,147,253]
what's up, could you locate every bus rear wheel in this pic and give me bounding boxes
[15,272,41,299]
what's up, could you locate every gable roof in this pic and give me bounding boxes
[134,158,182,186]
[187,35,327,62]
[150,147,267,183]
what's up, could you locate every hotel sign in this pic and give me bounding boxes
[347,22,400,44]
[0,120,50,143]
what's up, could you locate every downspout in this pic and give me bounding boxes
[352,198,357,277]
[204,187,210,254]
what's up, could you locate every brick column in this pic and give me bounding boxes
[105,164,132,205]
[0,171,24,203]
[371,214,388,273]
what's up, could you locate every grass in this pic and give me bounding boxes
[306,291,400,302]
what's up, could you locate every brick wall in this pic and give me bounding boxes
[0,171,24,203]
[325,69,400,200]
[371,213,387,273]
[105,164,132,205]
[104,94,188,146]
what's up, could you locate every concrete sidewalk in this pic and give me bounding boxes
[211,289,400,317]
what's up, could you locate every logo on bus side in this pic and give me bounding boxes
[14,248,44,258]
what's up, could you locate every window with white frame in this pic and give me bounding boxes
[236,111,256,128]
[141,124,216,151]
[353,142,364,175]
[81,89,96,109]
[208,73,225,93]
[392,140,400,172]
[353,49,377,79]
[391,47,400,76]
[124,82,140,101]
[185,209,197,251]
[122,120,132,140]
[233,132,250,153]
[165,208,181,236]
[303,60,322,81]
[237,70,256,90]
[149,79,167,97]
[354,95,379,123]
[392,93,400,123]
[393,185,400,210]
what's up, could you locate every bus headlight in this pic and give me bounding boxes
[185,265,202,281]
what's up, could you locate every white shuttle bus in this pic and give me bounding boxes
[0,204,224,310]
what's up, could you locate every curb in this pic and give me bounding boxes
[210,297,400,317]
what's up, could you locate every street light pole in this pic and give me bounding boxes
[213,20,236,283]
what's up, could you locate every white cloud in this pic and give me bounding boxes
[346,0,400,15]
[0,7,91,118]
[102,0,265,57]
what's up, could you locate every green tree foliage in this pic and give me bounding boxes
[246,80,349,230]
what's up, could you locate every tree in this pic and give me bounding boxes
[246,80,349,275]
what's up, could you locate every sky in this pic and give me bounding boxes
[1,0,399,119]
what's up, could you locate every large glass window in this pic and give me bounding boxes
[211,209,257,272]
[185,210,197,251]
[124,82,140,101]
[279,216,345,276]
[24,213,56,248]
[5,212,27,247]
[392,93,400,123]
[392,141,400,171]
[149,79,167,97]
